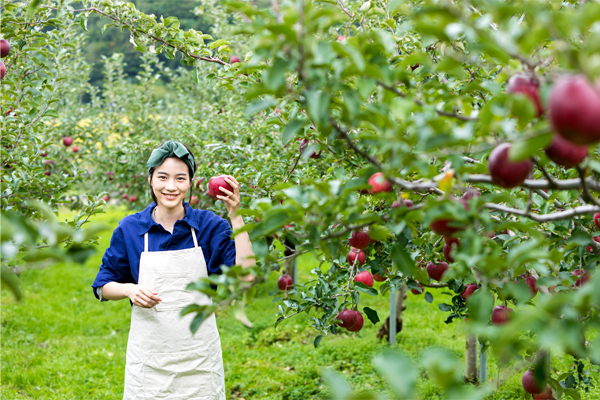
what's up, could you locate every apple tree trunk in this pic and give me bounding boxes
[465,334,478,384]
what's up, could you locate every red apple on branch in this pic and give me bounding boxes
[488,143,532,188]
[190,195,199,205]
[514,274,538,297]
[0,61,6,80]
[392,199,414,208]
[522,369,546,395]
[336,309,357,329]
[129,196,137,202]
[430,219,463,236]
[346,311,364,332]
[229,56,241,64]
[411,284,424,295]
[368,172,393,194]
[426,261,449,281]
[102,195,110,202]
[462,283,480,300]
[532,386,555,400]
[544,134,588,167]
[507,74,544,117]
[278,274,293,291]
[347,248,366,267]
[0,39,10,58]
[373,269,388,282]
[549,75,600,145]
[348,230,370,249]
[572,269,590,287]
[491,304,513,326]
[72,145,79,153]
[594,212,600,229]
[62,137,73,147]
[354,270,374,287]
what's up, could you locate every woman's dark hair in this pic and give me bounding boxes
[148,142,197,205]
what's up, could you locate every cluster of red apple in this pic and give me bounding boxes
[1,39,9,80]
[488,74,600,189]
[335,308,364,332]
[522,369,555,400]
[62,136,80,153]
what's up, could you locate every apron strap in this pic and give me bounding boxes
[191,227,198,248]
[144,232,149,252]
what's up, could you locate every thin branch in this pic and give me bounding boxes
[377,81,477,122]
[47,6,227,66]
[467,174,600,192]
[576,165,600,206]
[484,203,600,223]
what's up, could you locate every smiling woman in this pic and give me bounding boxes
[91,140,256,399]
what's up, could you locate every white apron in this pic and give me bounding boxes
[123,227,226,400]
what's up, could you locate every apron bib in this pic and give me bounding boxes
[123,227,226,400]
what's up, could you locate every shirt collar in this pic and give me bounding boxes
[139,202,200,235]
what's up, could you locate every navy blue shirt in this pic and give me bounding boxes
[91,202,236,300]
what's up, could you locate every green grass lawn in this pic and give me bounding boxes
[2,207,599,399]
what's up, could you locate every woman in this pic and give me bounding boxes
[92,140,255,399]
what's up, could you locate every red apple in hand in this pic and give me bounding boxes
[549,75,600,145]
[354,270,374,287]
[544,134,588,167]
[347,311,364,332]
[208,175,234,199]
[522,369,546,395]
[426,261,449,282]
[347,248,366,267]
[336,309,357,329]
[348,230,370,249]
[278,274,293,291]
[491,305,513,326]
[488,143,532,188]
[368,172,393,194]
[0,39,10,58]
[507,74,544,116]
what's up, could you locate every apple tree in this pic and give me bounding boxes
[4,0,600,398]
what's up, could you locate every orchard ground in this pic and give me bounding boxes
[1,206,599,400]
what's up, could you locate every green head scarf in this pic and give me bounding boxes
[146,141,195,177]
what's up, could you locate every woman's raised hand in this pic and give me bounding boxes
[217,176,241,218]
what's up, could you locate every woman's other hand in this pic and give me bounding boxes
[128,284,162,308]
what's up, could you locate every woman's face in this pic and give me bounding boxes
[148,157,192,211]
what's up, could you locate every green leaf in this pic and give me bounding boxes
[438,303,452,312]
[354,282,378,296]
[372,350,417,399]
[244,98,277,117]
[282,119,308,145]
[321,369,353,399]
[368,224,394,241]
[1,266,22,301]
[508,131,552,162]
[425,292,433,303]
[314,334,323,348]
[208,39,230,50]
[363,306,380,324]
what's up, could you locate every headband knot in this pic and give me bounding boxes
[146,141,195,177]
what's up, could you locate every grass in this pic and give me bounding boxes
[2,206,599,399]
